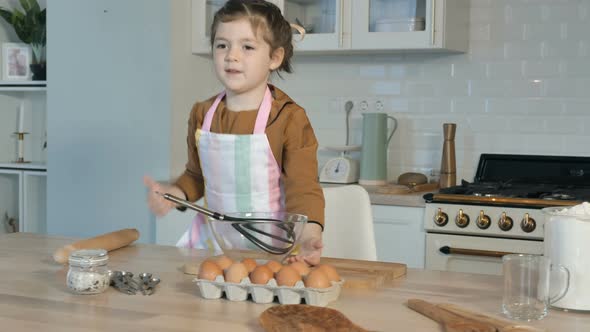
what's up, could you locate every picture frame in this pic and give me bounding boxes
[2,43,32,81]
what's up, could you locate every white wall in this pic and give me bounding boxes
[172,0,590,183]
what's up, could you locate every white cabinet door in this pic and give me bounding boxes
[351,0,432,50]
[22,171,46,234]
[192,0,286,54]
[351,0,468,51]
[283,0,346,52]
[0,168,46,234]
[372,204,425,268]
[0,169,21,234]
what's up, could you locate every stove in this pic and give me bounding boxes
[423,154,590,275]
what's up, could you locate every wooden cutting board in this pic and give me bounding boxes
[367,182,440,195]
[184,256,406,289]
[321,257,406,289]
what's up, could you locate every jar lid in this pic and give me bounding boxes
[68,249,109,267]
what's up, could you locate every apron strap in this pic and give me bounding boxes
[201,87,273,133]
[253,88,272,134]
[202,92,225,131]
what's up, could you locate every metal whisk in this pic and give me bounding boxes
[158,192,298,255]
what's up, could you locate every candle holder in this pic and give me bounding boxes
[13,132,30,164]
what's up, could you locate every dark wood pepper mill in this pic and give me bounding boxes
[439,123,456,189]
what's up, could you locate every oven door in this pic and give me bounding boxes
[426,233,544,275]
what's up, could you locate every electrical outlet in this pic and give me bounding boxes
[375,100,384,112]
[360,100,369,112]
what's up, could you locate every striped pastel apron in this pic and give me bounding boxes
[176,87,283,252]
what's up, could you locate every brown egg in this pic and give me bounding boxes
[198,260,223,281]
[224,262,249,283]
[317,264,340,282]
[241,258,257,273]
[304,268,331,288]
[289,261,310,277]
[265,260,283,273]
[275,265,302,287]
[249,265,273,285]
[214,255,234,270]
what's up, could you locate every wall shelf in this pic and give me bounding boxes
[0,162,46,172]
[0,81,47,92]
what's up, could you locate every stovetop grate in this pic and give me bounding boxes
[439,179,590,201]
[428,154,590,206]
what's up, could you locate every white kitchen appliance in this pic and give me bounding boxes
[320,145,360,184]
[543,205,590,311]
[423,154,590,276]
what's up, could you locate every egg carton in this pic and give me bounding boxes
[194,275,344,307]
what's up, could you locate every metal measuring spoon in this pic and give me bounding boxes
[139,273,153,295]
[110,271,137,295]
[145,277,161,296]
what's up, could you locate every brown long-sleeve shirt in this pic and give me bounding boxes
[175,85,325,226]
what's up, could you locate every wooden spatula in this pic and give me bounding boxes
[407,299,546,332]
[408,299,495,332]
[439,303,546,332]
[259,304,369,332]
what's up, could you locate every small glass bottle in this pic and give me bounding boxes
[66,249,110,294]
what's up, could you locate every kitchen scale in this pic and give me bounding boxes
[319,145,361,184]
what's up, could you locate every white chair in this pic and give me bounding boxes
[321,185,377,261]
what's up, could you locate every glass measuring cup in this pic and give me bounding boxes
[502,254,569,321]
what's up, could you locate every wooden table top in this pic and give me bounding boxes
[1,233,589,331]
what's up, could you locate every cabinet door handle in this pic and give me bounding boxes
[431,0,436,45]
[338,0,343,48]
[439,246,515,258]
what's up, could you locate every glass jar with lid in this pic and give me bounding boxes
[66,249,111,294]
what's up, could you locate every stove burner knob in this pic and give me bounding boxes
[455,209,470,228]
[433,208,448,226]
[521,213,536,233]
[498,212,513,231]
[476,210,491,229]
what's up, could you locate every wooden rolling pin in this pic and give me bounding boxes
[53,228,140,264]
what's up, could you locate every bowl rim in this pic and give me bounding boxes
[206,211,308,224]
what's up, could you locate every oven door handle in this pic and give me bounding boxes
[439,246,516,258]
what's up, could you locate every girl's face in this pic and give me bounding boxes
[213,18,284,96]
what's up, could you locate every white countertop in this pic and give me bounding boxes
[322,183,431,208]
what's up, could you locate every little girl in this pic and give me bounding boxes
[144,0,324,265]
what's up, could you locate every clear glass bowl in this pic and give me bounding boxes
[207,211,308,262]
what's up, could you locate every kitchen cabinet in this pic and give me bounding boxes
[372,204,425,268]
[0,0,48,235]
[191,0,468,54]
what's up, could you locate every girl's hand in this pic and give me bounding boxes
[285,223,323,266]
[143,176,184,217]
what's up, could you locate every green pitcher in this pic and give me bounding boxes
[359,113,398,185]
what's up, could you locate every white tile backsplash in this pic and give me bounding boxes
[280,0,590,183]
